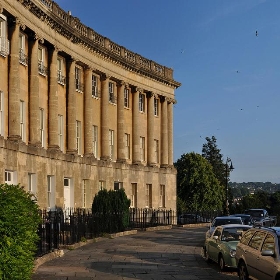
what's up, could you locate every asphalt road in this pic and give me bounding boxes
[32,225,240,280]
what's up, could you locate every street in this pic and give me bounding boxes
[33,225,239,280]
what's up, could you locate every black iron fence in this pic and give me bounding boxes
[36,208,178,257]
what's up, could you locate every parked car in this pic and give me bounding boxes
[177,213,201,225]
[204,224,252,271]
[235,226,280,280]
[244,208,277,227]
[230,214,254,226]
[206,216,243,238]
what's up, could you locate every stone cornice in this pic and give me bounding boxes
[16,0,181,89]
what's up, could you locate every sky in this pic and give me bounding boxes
[55,0,280,183]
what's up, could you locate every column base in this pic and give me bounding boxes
[132,160,142,166]
[160,164,170,168]
[66,149,77,155]
[48,145,60,151]
[116,158,127,164]
[100,156,111,161]
[7,135,22,142]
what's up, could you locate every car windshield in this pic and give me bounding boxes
[214,219,242,227]
[246,210,264,218]
[221,227,250,241]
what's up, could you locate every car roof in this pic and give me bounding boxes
[214,216,242,220]
[219,224,252,229]
[251,226,280,237]
[230,214,251,217]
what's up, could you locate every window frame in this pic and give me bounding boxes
[140,136,145,161]
[75,66,83,92]
[57,56,65,85]
[58,114,64,152]
[92,125,98,158]
[0,91,3,136]
[40,108,45,148]
[92,74,98,97]
[154,98,159,116]
[19,32,28,65]
[109,82,115,103]
[125,133,130,159]
[0,15,9,57]
[139,93,145,112]
[76,120,81,155]
[20,100,25,142]
[109,129,114,159]
[124,88,129,108]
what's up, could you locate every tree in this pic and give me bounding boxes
[202,136,225,186]
[175,152,224,211]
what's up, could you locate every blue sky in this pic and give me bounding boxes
[55,0,280,183]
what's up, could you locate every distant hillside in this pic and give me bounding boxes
[229,182,280,198]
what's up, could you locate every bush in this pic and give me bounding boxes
[0,184,41,280]
[92,188,130,233]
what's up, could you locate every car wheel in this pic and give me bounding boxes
[238,261,249,280]
[219,255,225,271]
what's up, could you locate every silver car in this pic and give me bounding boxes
[206,216,243,238]
[235,227,280,280]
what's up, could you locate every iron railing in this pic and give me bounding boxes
[36,208,177,257]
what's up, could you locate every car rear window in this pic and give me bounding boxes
[214,218,242,226]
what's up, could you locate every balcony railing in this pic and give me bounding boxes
[0,37,10,57]
[75,80,84,92]
[38,61,48,76]
[19,49,28,65]
[57,71,66,85]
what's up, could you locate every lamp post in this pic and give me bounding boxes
[225,157,234,216]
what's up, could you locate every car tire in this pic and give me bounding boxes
[238,261,249,280]
[219,255,225,271]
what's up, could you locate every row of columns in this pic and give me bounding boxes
[7,19,175,166]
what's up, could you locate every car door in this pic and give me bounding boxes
[207,227,222,262]
[245,231,266,278]
[254,233,276,280]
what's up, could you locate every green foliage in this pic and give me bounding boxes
[202,136,226,187]
[0,184,41,280]
[92,188,131,233]
[175,152,224,211]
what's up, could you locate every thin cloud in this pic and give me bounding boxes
[199,0,268,28]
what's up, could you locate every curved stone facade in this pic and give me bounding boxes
[0,0,180,211]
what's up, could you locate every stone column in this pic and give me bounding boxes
[66,58,77,154]
[100,74,110,160]
[147,92,155,166]
[117,81,126,162]
[132,88,141,164]
[84,67,93,155]
[48,46,59,149]
[160,96,168,167]
[29,34,41,146]
[8,18,21,141]
[168,99,175,166]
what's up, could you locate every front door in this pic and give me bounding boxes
[64,178,71,209]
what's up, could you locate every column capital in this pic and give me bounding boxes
[33,33,44,43]
[167,98,177,104]
[160,95,167,102]
[84,65,93,71]
[133,87,143,94]
[117,80,125,87]
[100,73,110,81]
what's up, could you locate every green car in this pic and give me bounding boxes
[204,224,252,271]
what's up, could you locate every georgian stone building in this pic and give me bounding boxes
[0,0,181,211]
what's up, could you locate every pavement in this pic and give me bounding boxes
[32,225,239,280]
